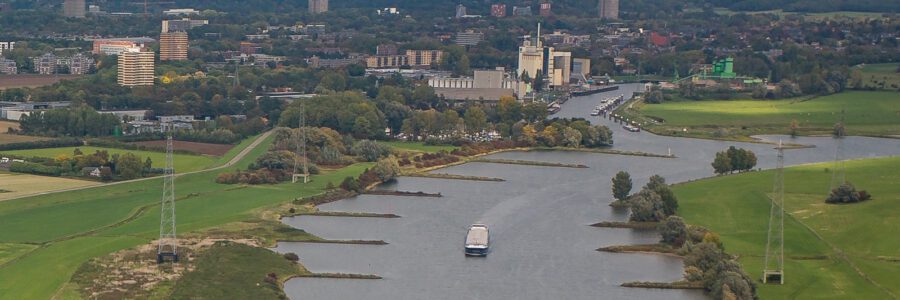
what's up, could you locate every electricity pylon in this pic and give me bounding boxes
[292,103,309,183]
[830,109,846,190]
[763,140,785,284]
[158,136,178,263]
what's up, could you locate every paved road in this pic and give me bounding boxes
[0,130,272,202]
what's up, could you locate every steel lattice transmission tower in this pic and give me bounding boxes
[830,109,847,190]
[292,103,309,184]
[763,140,785,284]
[158,136,179,263]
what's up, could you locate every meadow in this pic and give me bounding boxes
[0,121,49,145]
[1,146,218,173]
[675,156,900,299]
[636,91,900,139]
[858,63,900,91]
[379,140,458,153]
[0,133,373,299]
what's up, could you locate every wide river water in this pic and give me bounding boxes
[274,84,900,299]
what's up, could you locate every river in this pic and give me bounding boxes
[274,84,900,300]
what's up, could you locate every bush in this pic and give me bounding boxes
[351,140,391,162]
[340,176,361,192]
[826,182,871,204]
[658,216,688,247]
[283,252,299,262]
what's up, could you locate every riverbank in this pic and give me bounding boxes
[675,156,900,299]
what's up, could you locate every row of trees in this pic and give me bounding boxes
[18,106,121,137]
[712,146,758,175]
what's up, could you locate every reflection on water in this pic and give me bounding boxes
[277,85,899,300]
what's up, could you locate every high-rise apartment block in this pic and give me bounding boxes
[539,2,552,17]
[309,0,328,14]
[0,41,13,56]
[66,53,94,75]
[63,0,85,18]
[599,0,619,20]
[118,48,155,86]
[0,58,17,74]
[159,32,189,61]
[33,53,58,74]
[491,4,506,17]
[456,30,484,46]
[455,4,467,18]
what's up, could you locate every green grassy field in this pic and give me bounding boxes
[858,63,900,91]
[0,146,218,173]
[0,132,373,299]
[675,156,900,299]
[381,141,458,153]
[636,91,900,139]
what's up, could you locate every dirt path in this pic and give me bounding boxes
[0,130,272,202]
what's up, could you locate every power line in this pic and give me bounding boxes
[293,103,309,184]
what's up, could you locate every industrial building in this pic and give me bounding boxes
[517,24,573,89]
[159,31,189,61]
[309,0,328,14]
[63,0,85,18]
[117,48,155,86]
[428,69,528,102]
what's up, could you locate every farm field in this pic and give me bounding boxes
[0,173,100,201]
[0,121,49,145]
[130,140,235,156]
[0,132,374,299]
[0,146,218,173]
[675,156,900,299]
[0,74,83,90]
[635,91,900,139]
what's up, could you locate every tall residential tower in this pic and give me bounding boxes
[599,0,619,20]
[63,0,85,18]
[118,48,155,86]
[309,0,328,14]
[159,31,189,61]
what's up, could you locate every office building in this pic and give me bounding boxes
[159,31,189,61]
[92,38,153,56]
[456,30,484,46]
[539,2,552,17]
[512,6,532,16]
[309,0,328,14]
[117,48,155,86]
[366,50,444,69]
[599,0,619,20]
[63,0,85,18]
[162,9,199,16]
[491,4,506,17]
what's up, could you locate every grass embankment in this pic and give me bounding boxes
[0,133,374,299]
[675,156,900,299]
[0,146,218,173]
[629,91,900,140]
[170,242,305,299]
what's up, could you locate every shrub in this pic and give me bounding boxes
[351,140,391,162]
[0,138,83,151]
[826,182,871,204]
[283,253,299,262]
[10,161,62,176]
